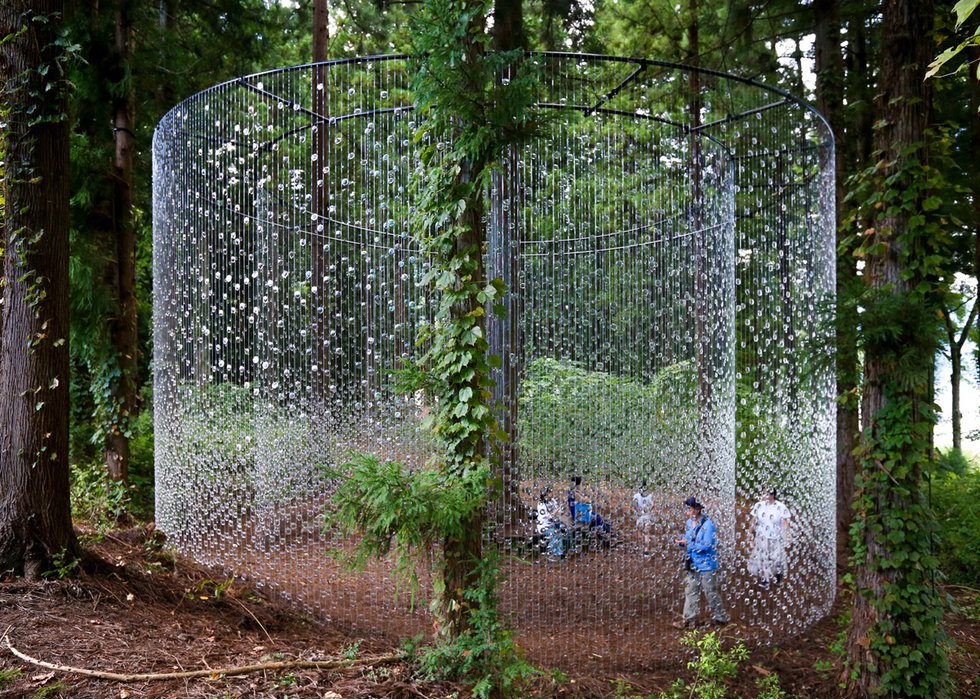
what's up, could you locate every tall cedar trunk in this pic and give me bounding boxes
[848,21,875,167]
[973,44,980,268]
[0,0,79,579]
[436,0,495,635]
[311,0,330,408]
[845,0,936,693]
[313,0,329,61]
[440,156,489,639]
[951,330,962,449]
[972,43,980,403]
[687,0,709,413]
[437,0,529,638]
[813,0,858,561]
[105,0,139,483]
[493,0,525,50]
[489,0,529,536]
[942,301,978,451]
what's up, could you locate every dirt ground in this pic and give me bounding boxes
[1,523,978,698]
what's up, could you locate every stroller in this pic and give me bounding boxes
[568,501,615,553]
[534,491,569,560]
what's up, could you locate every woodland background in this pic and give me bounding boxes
[2,0,980,697]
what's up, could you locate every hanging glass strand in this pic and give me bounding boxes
[153,53,836,671]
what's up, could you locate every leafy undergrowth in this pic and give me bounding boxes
[0,524,977,698]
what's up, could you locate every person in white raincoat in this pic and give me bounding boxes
[747,489,792,589]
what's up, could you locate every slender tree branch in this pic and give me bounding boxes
[2,634,400,682]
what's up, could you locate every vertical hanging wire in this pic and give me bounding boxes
[153,53,836,672]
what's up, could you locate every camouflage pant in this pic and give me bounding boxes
[683,569,729,623]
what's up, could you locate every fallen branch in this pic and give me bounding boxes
[2,635,401,682]
[944,583,980,595]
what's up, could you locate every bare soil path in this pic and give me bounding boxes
[1,524,977,698]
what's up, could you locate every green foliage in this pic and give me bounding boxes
[754,674,786,699]
[187,577,235,601]
[932,447,970,478]
[167,382,319,516]
[64,0,310,489]
[128,386,155,484]
[656,631,750,699]
[930,466,980,587]
[31,681,66,699]
[850,394,952,699]
[323,453,490,593]
[843,132,956,698]
[414,551,539,698]
[407,0,538,474]
[67,386,156,527]
[42,547,79,580]
[610,679,647,699]
[844,141,958,305]
[342,640,362,660]
[0,668,23,687]
[855,291,944,389]
[70,459,146,529]
[0,8,79,131]
[324,3,542,694]
[734,383,802,493]
[1,7,79,315]
[517,357,696,482]
[927,0,980,81]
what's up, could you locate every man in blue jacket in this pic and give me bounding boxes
[672,496,730,628]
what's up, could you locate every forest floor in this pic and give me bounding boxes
[0,523,978,698]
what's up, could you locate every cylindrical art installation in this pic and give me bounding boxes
[153,53,836,671]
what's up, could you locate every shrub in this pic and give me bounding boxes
[930,465,980,587]
[517,357,698,484]
[70,460,143,530]
[657,630,750,699]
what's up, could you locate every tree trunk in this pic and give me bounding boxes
[942,300,978,452]
[493,0,525,50]
[0,0,79,580]
[105,0,139,484]
[311,0,331,408]
[488,0,530,536]
[313,0,329,62]
[439,157,488,640]
[814,0,858,560]
[686,0,710,412]
[845,0,943,695]
[971,43,980,363]
[951,339,962,450]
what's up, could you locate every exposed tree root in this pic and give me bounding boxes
[2,632,401,682]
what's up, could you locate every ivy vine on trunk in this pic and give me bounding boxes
[0,0,79,579]
[843,1,953,694]
[323,0,539,693]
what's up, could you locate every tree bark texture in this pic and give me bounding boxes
[439,155,488,640]
[942,300,978,451]
[105,0,140,483]
[0,0,79,579]
[311,0,331,407]
[950,334,962,449]
[493,0,525,51]
[313,0,329,62]
[814,0,859,560]
[488,0,529,535]
[845,0,937,694]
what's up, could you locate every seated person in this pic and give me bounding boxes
[567,476,612,546]
[536,488,566,558]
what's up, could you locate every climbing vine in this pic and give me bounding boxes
[843,136,955,698]
[324,0,539,694]
[1,7,79,334]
